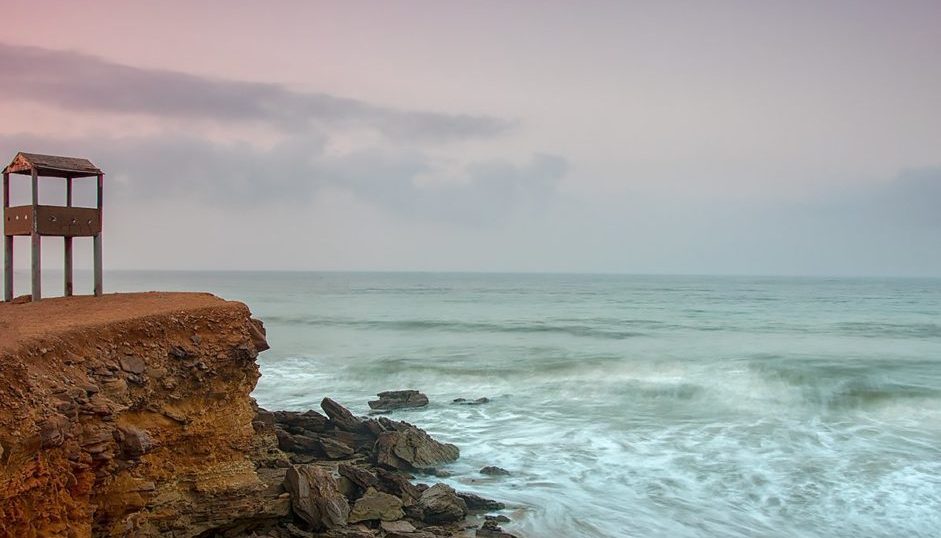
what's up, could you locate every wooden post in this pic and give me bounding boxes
[31,168,40,301]
[93,173,103,296]
[64,177,73,296]
[3,171,11,302]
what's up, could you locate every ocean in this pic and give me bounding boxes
[99,271,941,537]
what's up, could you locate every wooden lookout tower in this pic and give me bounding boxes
[3,152,103,302]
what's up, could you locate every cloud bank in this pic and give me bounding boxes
[0,43,512,141]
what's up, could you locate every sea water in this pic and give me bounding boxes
[102,271,940,537]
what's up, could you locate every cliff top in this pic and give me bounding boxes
[0,292,239,352]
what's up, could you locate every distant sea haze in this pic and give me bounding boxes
[100,271,941,537]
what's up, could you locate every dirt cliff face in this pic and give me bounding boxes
[0,293,273,537]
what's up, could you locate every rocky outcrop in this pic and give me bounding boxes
[368,390,429,411]
[285,465,350,530]
[0,293,516,538]
[0,293,275,537]
[418,484,468,524]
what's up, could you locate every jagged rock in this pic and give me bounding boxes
[274,410,330,433]
[368,390,429,411]
[338,463,379,490]
[284,464,350,530]
[375,423,459,471]
[276,430,323,455]
[480,466,510,476]
[458,492,505,511]
[321,398,366,433]
[117,425,152,458]
[485,515,511,523]
[320,436,356,459]
[374,468,422,504]
[348,487,404,523]
[477,519,518,537]
[249,318,270,352]
[418,484,467,524]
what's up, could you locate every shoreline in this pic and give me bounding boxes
[0,292,518,537]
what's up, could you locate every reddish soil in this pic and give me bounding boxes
[0,292,232,352]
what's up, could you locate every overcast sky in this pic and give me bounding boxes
[2,1,940,276]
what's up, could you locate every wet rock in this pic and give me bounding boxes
[374,422,459,471]
[368,390,429,411]
[284,464,350,530]
[321,398,366,433]
[458,492,505,512]
[485,515,511,523]
[418,483,467,524]
[480,466,510,476]
[348,487,404,523]
[477,519,518,537]
[452,397,489,406]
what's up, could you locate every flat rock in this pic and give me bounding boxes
[380,520,416,533]
[368,390,429,410]
[419,483,468,524]
[452,397,489,406]
[118,355,146,374]
[284,464,350,530]
[348,487,404,523]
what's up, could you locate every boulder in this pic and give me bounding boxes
[321,398,366,433]
[458,491,505,511]
[477,519,518,537]
[117,425,153,458]
[284,464,350,530]
[374,468,422,504]
[374,422,459,471]
[348,487,404,523]
[274,409,330,433]
[418,483,467,524]
[368,390,429,410]
[338,463,379,490]
[480,466,510,476]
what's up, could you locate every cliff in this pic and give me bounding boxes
[0,293,273,537]
[0,293,516,538]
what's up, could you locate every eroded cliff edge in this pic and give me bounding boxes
[0,292,273,537]
[0,293,515,538]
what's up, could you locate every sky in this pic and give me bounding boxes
[1,0,940,276]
